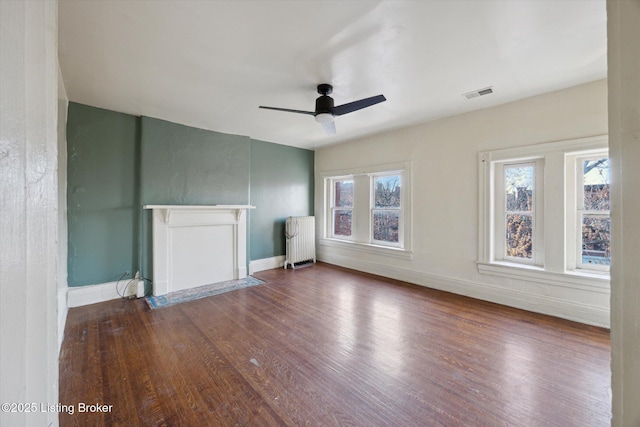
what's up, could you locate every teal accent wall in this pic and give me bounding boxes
[249,140,314,260]
[140,117,250,205]
[66,103,141,286]
[66,103,314,287]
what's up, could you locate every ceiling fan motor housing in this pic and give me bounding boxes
[315,95,334,115]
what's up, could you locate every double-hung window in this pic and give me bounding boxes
[372,174,402,246]
[503,163,535,261]
[323,162,411,256]
[478,135,609,281]
[330,179,354,239]
[493,160,544,265]
[577,155,610,270]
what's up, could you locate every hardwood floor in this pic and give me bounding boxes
[59,262,611,426]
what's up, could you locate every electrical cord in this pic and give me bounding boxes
[115,272,131,299]
[115,272,153,300]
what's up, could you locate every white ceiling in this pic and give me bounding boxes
[58,0,607,150]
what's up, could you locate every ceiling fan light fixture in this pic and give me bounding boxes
[314,112,334,124]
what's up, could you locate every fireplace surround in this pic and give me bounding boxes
[144,205,255,296]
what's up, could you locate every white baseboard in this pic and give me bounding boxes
[249,255,285,274]
[319,252,610,328]
[67,279,142,308]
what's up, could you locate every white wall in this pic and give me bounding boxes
[608,1,640,426]
[58,62,69,353]
[0,1,60,426]
[316,79,609,327]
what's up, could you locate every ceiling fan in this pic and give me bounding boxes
[259,84,386,135]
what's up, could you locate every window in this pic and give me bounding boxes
[322,162,411,256]
[504,163,535,260]
[577,156,610,270]
[372,174,401,246]
[331,179,353,239]
[492,160,544,266]
[478,135,609,282]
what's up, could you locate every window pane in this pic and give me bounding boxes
[583,158,609,211]
[374,175,401,208]
[504,165,534,260]
[334,180,353,208]
[582,214,610,266]
[334,210,352,236]
[505,165,533,212]
[373,210,399,243]
[506,213,532,259]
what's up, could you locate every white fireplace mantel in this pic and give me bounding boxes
[144,205,256,296]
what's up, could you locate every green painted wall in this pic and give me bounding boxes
[249,140,314,260]
[140,117,250,205]
[66,103,314,287]
[66,103,140,286]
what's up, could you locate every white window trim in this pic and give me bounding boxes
[370,172,403,248]
[478,135,609,284]
[321,161,412,257]
[329,176,354,241]
[568,150,610,272]
[495,160,544,266]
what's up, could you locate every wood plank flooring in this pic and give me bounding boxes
[59,262,611,426]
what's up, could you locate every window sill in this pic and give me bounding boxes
[477,261,609,292]
[319,238,413,260]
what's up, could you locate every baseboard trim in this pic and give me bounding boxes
[318,252,610,328]
[67,279,140,308]
[249,255,285,275]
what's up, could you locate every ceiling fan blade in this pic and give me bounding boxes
[321,120,336,135]
[332,94,386,116]
[259,106,315,115]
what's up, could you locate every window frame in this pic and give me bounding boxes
[329,177,354,241]
[478,135,609,286]
[494,160,544,266]
[574,152,610,272]
[370,172,403,248]
[321,161,412,257]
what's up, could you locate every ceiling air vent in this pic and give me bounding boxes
[462,86,494,100]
